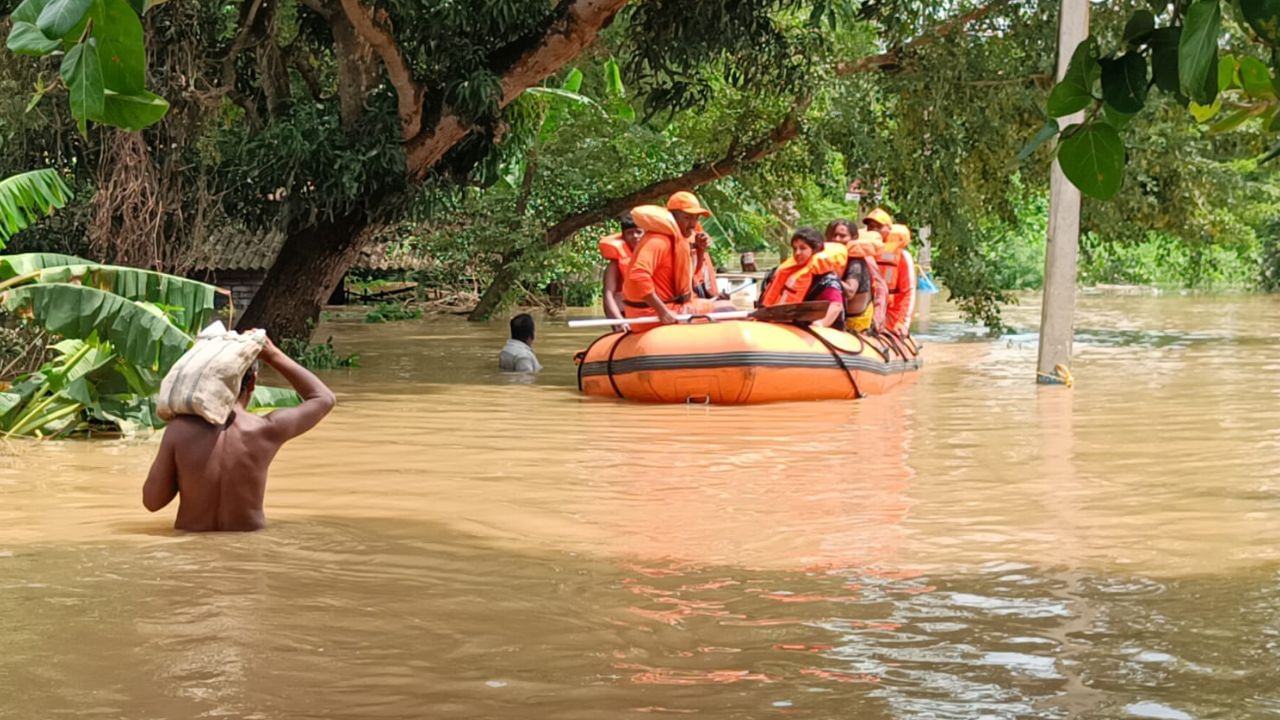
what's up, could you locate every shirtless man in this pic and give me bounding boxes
[142,338,336,531]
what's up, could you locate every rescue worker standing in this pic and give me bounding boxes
[666,191,727,301]
[600,212,645,322]
[863,208,917,337]
[622,205,696,326]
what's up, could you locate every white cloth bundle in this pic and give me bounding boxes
[157,325,266,425]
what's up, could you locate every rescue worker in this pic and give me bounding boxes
[825,219,887,333]
[621,205,698,328]
[863,209,917,337]
[760,227,845,329]
[666,191,728,301]
[600,212,645,322]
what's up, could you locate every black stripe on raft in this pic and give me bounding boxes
[580,351,922,378]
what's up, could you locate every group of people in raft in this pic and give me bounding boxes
[597,191,916,339]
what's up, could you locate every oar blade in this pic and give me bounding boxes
[752,301,832,324]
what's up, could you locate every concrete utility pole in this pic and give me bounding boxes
[1037,0,1089,386]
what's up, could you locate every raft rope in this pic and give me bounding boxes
[870,328,910,363]
[800,325,863,400]
[604,332,628,399]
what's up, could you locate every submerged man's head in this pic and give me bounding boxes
[510,313,536,346]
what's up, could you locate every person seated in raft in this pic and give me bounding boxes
[143,336,336,532]
[863,208,917,337]
[622,205,731,327]
[600,212,645,322]
[759,227,845,329]
[666,191,730,302]
[499,313,543,372]
[826,218,888,333]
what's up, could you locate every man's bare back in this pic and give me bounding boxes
[143,338,335,532]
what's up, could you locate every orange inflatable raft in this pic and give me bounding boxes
[575,321,921,404]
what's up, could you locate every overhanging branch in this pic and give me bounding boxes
[338,0,425,140]
[838,0,1010,76]
[405,0,629,179]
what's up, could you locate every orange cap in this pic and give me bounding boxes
[666,191,712,217]
[864,208,894,228]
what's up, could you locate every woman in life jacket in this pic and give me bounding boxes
[826,219,888,333]
[760,227,845,329]
[600,212,646,322]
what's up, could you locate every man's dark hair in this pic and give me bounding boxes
[239,360,259,399]
[510,313,535,343]
[620,212,637,231]
[792,226,824,252]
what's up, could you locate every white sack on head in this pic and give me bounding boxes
[157,329,266,425]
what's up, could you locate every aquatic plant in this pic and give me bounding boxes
[364,302,422,324]
[279,335,359,370]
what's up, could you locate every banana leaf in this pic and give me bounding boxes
[0,283,192,372]
[0,170,73,247]
[0,252,92,280]
[30,263,218,334]
[248,384,302,412]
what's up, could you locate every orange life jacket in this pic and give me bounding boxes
[761,246,842,307]
[885,223,912,254]
[877,225,916,334]
[598,233,633,275]
[622,205,693,311]
[845,230,888,332]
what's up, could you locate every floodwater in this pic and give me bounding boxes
[3,293,1280,719]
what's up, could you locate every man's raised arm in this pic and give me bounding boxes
[259,338,336,442]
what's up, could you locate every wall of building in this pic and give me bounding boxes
[194,270,266,326]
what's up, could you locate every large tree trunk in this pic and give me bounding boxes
[240,0,626,339]
[235,211,371,339]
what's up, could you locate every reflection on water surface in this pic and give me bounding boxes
[2,294,1279,718]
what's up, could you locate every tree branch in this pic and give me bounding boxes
[837,0,1009,76]
[338,0,425,140]
[405,0,628,179]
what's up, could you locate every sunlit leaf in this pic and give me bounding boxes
[1238,56,1276,97]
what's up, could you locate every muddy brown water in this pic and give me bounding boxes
[3,294,1279,719]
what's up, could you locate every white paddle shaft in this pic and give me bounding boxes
[567,310,752,329]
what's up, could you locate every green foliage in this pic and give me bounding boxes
[6,0,170,133]
[1058,122,1126,200]
[0,169,72,246]
[364,302,421,324]
[278,335,359,369]
[1041,0,1280,198]
[0,253,224,437]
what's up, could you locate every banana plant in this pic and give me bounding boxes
[0,252,298,438]
[501,60,636,191]
[0,169,72,247]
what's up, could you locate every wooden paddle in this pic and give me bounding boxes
[567,301,831,329]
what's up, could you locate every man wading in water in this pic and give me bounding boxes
[142,338,336,531]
